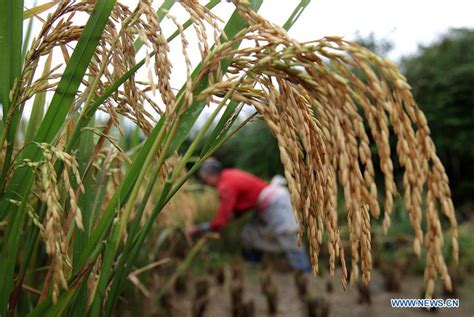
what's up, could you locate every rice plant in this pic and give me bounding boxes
[0,0,457,315]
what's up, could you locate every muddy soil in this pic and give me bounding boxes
[167,265,473,317]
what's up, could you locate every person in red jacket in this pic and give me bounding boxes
[188,158,311,272]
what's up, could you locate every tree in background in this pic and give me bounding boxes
[215,117,283,179]
[401,29,474,205]
[354,31,393,57]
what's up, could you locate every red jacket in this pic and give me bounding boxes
[209,169,267,231]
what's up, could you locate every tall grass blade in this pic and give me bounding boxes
[0,0,25,313]
[24,53,52,143]
[0,0,23,117]
[0,0,117,313]
[21,6,35,62]
[0,0,117,213]
[0,0,24,192]
[23,1,59,20]
[68,117,96,316]
[0,182,32,316]
[282,0,310,30]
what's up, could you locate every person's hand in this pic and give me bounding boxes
[186,224,200,238]
[186,223,211,238]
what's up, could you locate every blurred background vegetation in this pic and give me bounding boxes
[400,29,474,207]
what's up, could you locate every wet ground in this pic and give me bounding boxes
[169,265,473,317]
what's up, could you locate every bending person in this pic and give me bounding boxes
[188,159,311,272]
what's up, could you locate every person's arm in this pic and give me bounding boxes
[209,188,237,231]
[189,188,236,237]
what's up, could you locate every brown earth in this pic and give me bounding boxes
[165,265,473,317]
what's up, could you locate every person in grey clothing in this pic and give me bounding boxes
[188,159,311,272]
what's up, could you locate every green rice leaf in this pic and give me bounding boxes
[0,0,23,118]
[0,0,24,193]
[0,0,117,312]
[24,53,52,143]
[23,1,59,20]
[0,0,117,216]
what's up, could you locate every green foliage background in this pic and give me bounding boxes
[214,118,284,179]
[401,28,474,204]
